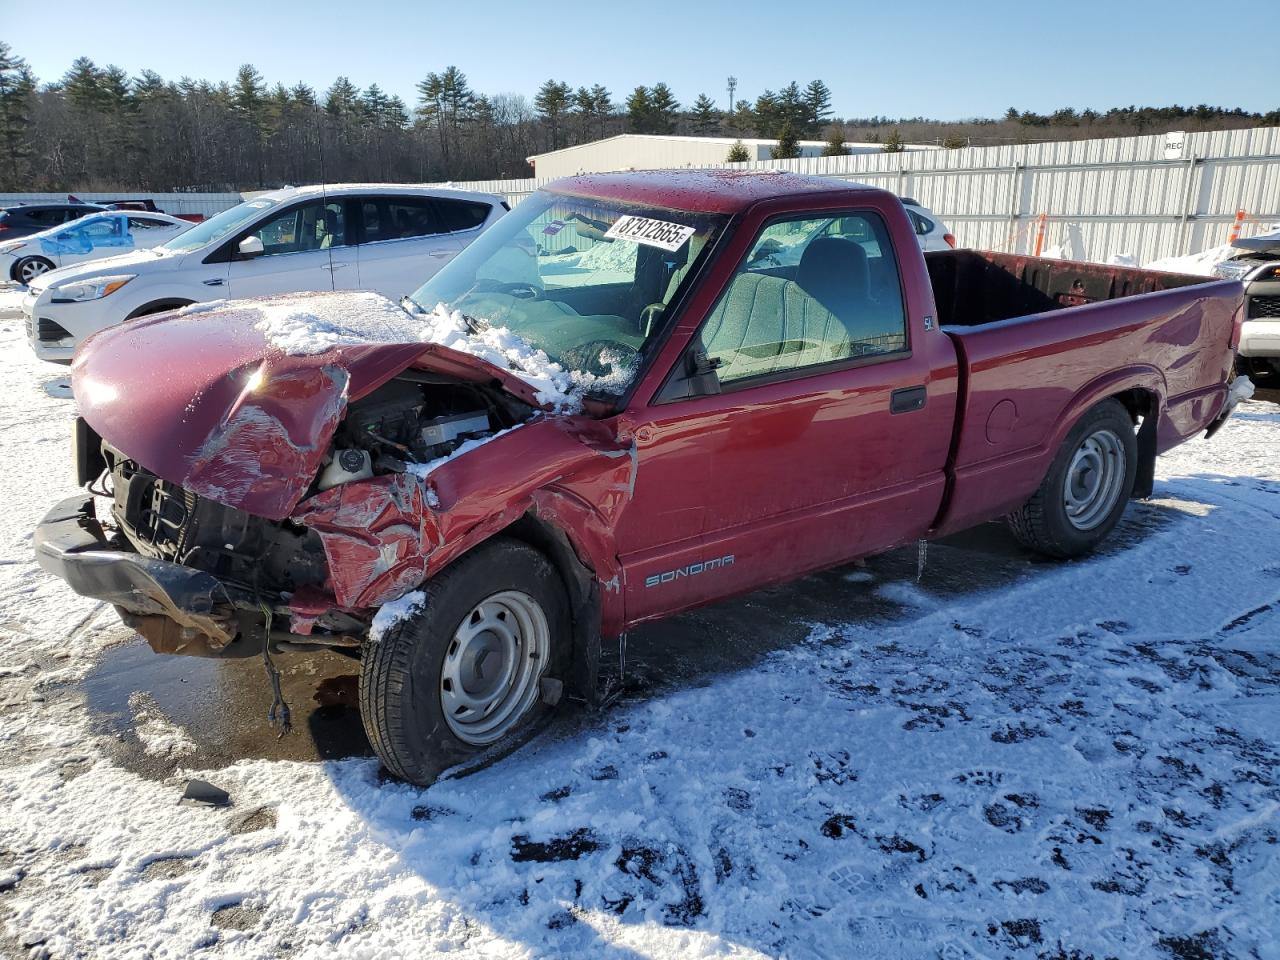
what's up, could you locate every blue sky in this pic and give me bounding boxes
[1,0,1268,119]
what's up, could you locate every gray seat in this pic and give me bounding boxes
[796,236,907,353]
[701,272,852,383]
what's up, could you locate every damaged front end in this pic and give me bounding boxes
[37,295,569,658]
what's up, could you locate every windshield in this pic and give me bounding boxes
[409,191,726,394]
[159,197,278,254]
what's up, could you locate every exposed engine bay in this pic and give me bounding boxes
[318,373,528,491]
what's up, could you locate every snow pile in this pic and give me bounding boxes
[368,590,427,643]
[249,291,422,355]
[1146,243,1236,276]
[127,691,197,759]
[415,303,616,412]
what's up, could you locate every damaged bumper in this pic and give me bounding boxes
[1204,375,1255,439]
[34,495,239,655]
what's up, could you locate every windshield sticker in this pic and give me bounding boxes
[604,215,696,252]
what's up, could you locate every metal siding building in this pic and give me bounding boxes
[526,134,938,180]
[446,128,1280,264]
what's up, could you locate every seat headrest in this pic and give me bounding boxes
[796,236,870,310]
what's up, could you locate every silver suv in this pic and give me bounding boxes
[1213,231,1280,381]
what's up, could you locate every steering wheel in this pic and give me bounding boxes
[472,278,544,301]
[559,340,642,379]
[640,302,666,337]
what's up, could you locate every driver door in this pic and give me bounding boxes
[616,206,956,624]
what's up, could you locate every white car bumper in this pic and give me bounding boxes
[23,291,99,363]
[1238,319,1280,359]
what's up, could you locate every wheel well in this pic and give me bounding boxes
[125,299,193,320]
[1111,387,1158,499]
[499,513,602,703]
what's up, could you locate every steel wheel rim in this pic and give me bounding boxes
[440,589,549,745]
[1063,428,1126,531]
[19,259,49,283]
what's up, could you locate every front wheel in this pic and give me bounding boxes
[359,538,568,785]
[1005,399,1138,558]
[14,256,55,284]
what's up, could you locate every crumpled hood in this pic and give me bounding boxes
[72,291,550,520]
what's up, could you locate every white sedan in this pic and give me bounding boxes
[0,211,191,284]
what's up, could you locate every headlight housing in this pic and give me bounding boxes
[50,275,136,303]
[0,241,25,255]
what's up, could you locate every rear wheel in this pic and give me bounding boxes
[359,538,567,785]
[14,256,54,284]
[1006,399,1137,558]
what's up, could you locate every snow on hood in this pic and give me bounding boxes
[72,290,602,519]
[208,290,608,414]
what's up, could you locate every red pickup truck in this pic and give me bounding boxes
[36,170,1247,784]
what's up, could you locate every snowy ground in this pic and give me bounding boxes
[0,294,1278,959]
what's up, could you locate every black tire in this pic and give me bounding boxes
[359,537,568,786]
[1006,399,1138,559]
[13,256,54,284]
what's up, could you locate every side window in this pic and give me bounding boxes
[699,212,908,386]
[434,198,491,232]
[362,198,444,242]
[128,217,166,230]
[907,210,933,236]
[247,201,346,255]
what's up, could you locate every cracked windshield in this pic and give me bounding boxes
[409,193,726,392]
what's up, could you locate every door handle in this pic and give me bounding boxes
[427,251,452,259]
[202,278,224,286]
[890,385,927,414]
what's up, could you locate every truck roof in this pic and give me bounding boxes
[544,168,883,215]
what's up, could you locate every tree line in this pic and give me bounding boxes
[0,41,1275,192]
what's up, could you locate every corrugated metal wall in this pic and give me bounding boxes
[436,127,1280,264]
[0,192,243,218]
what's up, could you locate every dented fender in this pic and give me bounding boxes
[291,417,636,615]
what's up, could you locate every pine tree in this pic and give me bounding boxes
[626,86,651,133]
[691,93,720,135]
[325,76,361,117]
[589,84,612,139]
[754,89,780,137]
[771,121,800,159]
[803,80,833,136]
[649,83,679,134]
[534,79,571,148]
[821,124,848,156]
[726,140,750,162]
[882,127,905,153]
[0,42,35,189]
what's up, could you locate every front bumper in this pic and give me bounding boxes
[23,292,77,363]
[34,495,239,655]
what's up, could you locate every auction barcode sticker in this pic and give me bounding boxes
[604,215,696,252]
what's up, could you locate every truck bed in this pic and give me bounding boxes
[924,250,1242,536]
[924,250,1212,327]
